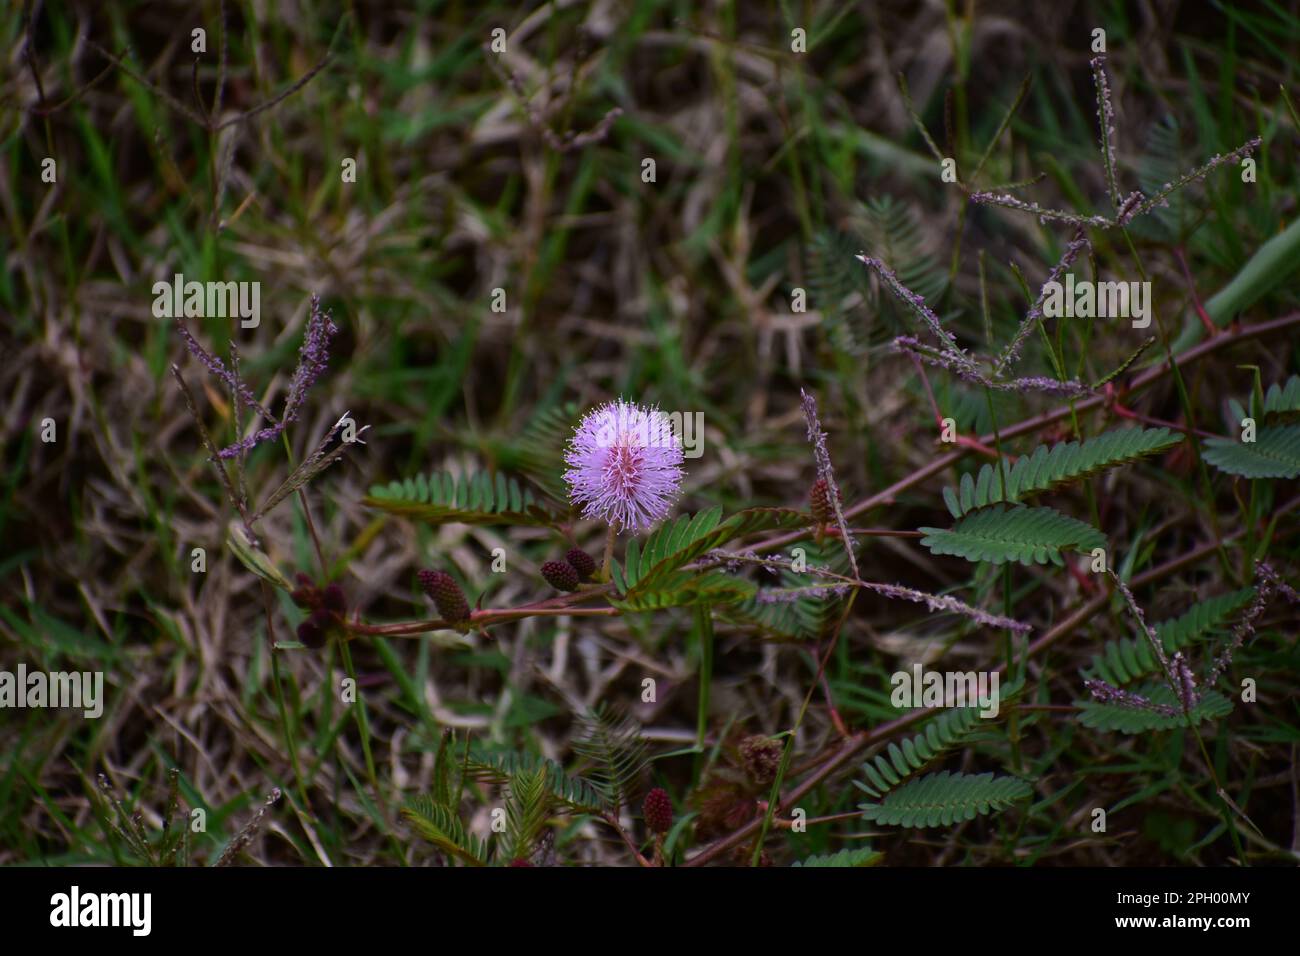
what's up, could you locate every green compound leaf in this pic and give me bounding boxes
[400,795,488,866]
[503,766,552,862]
[859,771,1033,828]
[1202,425,1300,479]
[1084,588,1256,686]
[613,507,723,595]
[1263,374,1300,423]
[920,504,1106,566]
[569,705,649,813]
[365,470,558,526]
[792,846,883,867]
[610,572,755,612]
[943,427,1180,518]
[854,689,1023,800]
[466,749,607,814]
[612,507,807,599]
[1076,685,1233,734]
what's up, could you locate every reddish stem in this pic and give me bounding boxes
[1174,246,1218,337]
[1111,402,1226,442]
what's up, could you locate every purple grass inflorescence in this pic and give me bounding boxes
[179,294,338,460]
[563,399,685,533]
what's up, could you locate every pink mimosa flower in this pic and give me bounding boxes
[563,400,685,532]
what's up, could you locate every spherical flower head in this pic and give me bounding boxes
[563,400,685,533]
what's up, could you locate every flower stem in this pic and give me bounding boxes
[601,523,617,581]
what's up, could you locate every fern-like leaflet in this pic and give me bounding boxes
[920,504,1106,566]
[611,572,756,611]
[1083,589,1256,686]
[611,507,807,603]
[365,470,557,526]
[859,771,1033,828]
[792,846,883,867]
[401,795,489,866]
[1204,377,1300,478]
[1077,685,1233,733]
[468,748,607,813]
[486,401,581,501]
[570,705,649,813]
[1202,426,1300,479]
[857,705,998,800]
[503,766,552,862]
[1263,374,1300,422]
[942,427,1180,518]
